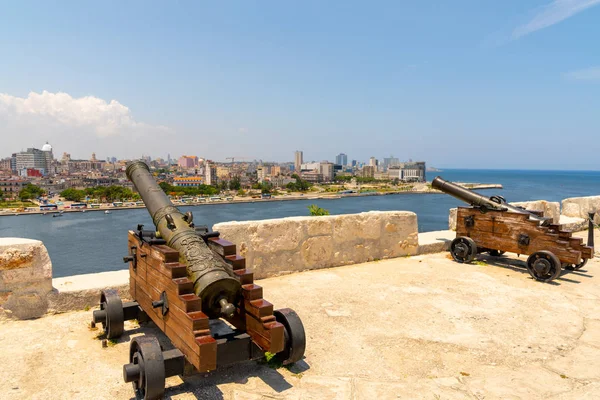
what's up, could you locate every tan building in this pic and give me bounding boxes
[360,166,375,178]
[270,166,281,177]
[216,166,231,179]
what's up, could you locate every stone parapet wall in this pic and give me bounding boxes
[0,238,52,319]
[562,195,600,224]
[213,211,419,280]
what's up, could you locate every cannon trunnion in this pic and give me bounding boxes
[433,176,595,283]
[91,162,306,400]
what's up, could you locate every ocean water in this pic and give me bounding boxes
[1,169,599,277]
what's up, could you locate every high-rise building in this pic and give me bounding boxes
[10,153,17,172]
[294,151,303,173]
[204,162,217,185]
[16,143,53,175]
[369,157,378,168]
[382,155,399,171]
[335,153,348,166]
[257,166,267,183]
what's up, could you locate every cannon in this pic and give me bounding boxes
[432,176,595,283]
[91,161,305,400]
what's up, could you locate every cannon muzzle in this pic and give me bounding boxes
[126,161,240,319]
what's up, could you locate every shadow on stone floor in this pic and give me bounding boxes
[106,319,310,400]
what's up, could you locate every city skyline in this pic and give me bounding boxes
[1,2,599,170]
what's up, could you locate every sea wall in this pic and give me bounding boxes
[448,200,560,231]
[213,211,419,280]
[0,238,53,320]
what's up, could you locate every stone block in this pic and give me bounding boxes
[511,200,560,224]
[48,269,130,313]
[306,218,333,237]
[301,236,334,267]
[559,215,588,232]
[0,238,53,320]
[417,230,454,254]
[215,211,419,279]
[449,208,457,231]
[562,195,600,223]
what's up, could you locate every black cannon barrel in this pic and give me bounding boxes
[431,176,550,226]
[126,161,240,319]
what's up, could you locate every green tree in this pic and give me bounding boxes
[229,176,241,191]
[286,175,311,192]
[60,188,86,202]
[308,204,330,216]
[260,182,273,194]
[19,184,46,200]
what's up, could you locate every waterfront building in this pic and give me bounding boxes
[294,151,303,174]
[319,162,334,182]
[389,161,426,182]
[0,178,29,199]
[301,170,322,183]
[335,153,348,166]
[173,176,204,187]
[178,155,198,168]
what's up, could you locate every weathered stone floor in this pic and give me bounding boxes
[1,252,600,399]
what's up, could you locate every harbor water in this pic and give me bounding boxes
[1,169,599,277]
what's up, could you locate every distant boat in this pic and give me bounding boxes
[105,210,111,214]
[53,214,62,218]
[81,210,86,213]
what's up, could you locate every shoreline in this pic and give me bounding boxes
[0,183,502,217]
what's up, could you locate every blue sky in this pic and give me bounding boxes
[0,1,599,169]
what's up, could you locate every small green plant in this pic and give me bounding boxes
[260,352,283,369]
[308,204,330,216]
[474,260,487,266]
[84,305,90,311]
[107,339,118,347]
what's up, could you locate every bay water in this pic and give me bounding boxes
[1,169,599,277]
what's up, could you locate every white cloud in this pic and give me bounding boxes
[565,66,600,81]
[0,91,173,159]
[512,0,600,39]
[0,90,169,137]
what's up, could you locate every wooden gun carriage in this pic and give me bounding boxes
[90,162,305,400]
[432,177,595,283]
